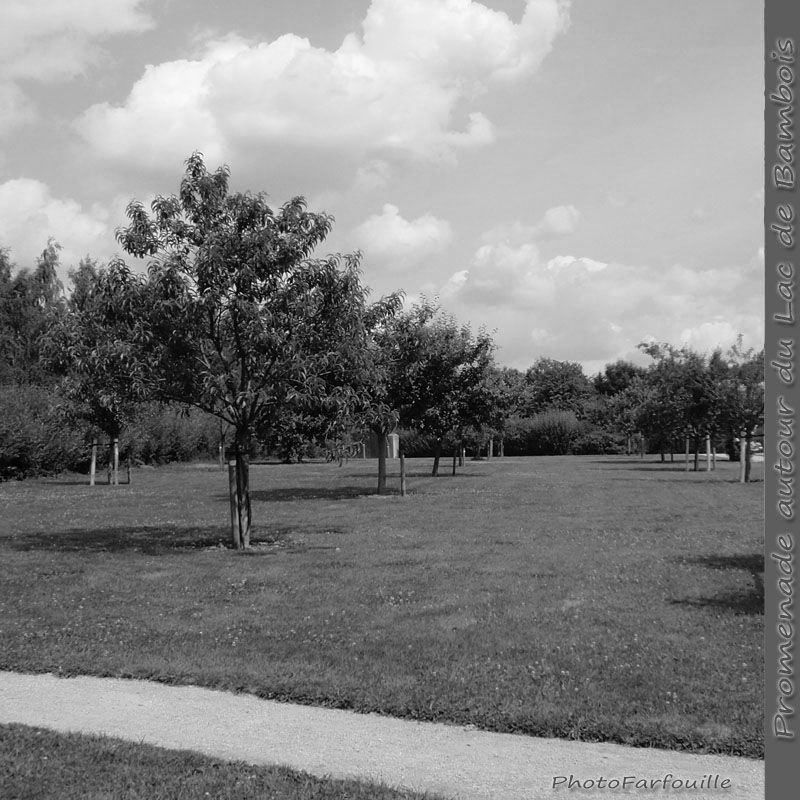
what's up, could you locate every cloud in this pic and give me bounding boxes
[76,0,569,170]
[0,1,152,133]
[440,220,764,369]
[0,179,122,276]
[352,204,452,270]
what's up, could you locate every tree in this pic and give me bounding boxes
[379,300,495,477]
[719,339,764,483]
[521,358,595,419]
[593,360,646,396]
[0,240,65,384]
[113,153,394,547]
[45,263,148,484]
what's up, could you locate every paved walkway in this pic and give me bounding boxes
[0,671,764,800]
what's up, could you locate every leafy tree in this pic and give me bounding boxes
[718,339,764,482]
[113,153,393,547]
[522,357,595,419]
[378,300,495,477]
[593,359,646,396]
[0,240,64,384]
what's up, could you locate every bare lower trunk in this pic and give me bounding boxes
[693,438,699,472]
[685,437,690,471]
[705,434,712,472]
[228,461,241,548]
[112,438,119,485]
[218,439,225,469]
[89,440,97,486]
[742,432,753,483]
[377,432,388,494]
[712,447,716,470]
[499,437,504,458]
[234,439,251,548]
[432,439,442,477]
[488,436,494,460]
[660,450,665,463]
[400,449,407,497]
[640,434,645,459]
[458,444,464,467]
[452,447,457,476]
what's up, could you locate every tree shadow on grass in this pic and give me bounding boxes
[670,553,764,615]
[6,525,295,555]
[245,486,373,502]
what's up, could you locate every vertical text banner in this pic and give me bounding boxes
[766,0,800,795]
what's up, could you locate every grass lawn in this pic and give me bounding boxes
[0,723,442,799]
[0,456,763,757]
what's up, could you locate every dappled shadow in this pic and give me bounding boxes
[5,524,293,555]
[670,553,764,615]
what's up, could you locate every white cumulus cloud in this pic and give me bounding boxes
[0,179,121,276]
[0,0,152,134]
[352,204,453,270]
[76,0,569,169]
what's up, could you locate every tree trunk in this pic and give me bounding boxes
[452,447,457,476]
[705,434,712,472]
[626,434,631,455]
[660,450,665,463]
[400,449,407,497]
[89,440,97,486]
[712,446,716,471]
[693,438,699,472]
[499,437,505,458]
[670,446,674,463]
[112,438,119,485]
[432,439,442,477]
[218,439,225,469]
[234,438,251,548]
[377,432,388,494]
[126,457,131,485]
[458,444,464,467]
[684,437,690,471]
[488,436,494,460]
[739,433,749,483]
[228,460,241,548]
[639,434,645,459]
[743,431,753,483]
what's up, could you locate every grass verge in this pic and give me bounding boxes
[0,723,441,799]
[0,456,764,757]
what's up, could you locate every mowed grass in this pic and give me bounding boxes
[0,456,763,757]
[0,724,442,800]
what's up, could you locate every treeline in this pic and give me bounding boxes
[1,155,764,540]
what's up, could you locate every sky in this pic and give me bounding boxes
[0,0,764,375]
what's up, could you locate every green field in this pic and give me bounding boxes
[0,456,763,757]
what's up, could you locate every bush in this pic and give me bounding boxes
[0,383,89,480]
[571,428,626,455]
[502,412,583,456]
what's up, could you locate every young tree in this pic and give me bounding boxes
[113,153,392,547]
[379,300,495,477]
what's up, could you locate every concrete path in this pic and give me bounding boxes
[0,671,764,800]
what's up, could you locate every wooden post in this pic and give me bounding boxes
[228,460,241,548]
[705,434,712,471]
[112,438,119,485]
[684,437,690,471]
[89,439,97,486]
[400,450,407,497]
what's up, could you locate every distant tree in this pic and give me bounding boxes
[522,357,595,418]
[593,360,646,396]
[0,240,64,383]
[112,153,392,547]
[380,300,495,477]
[719,339,764,482]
